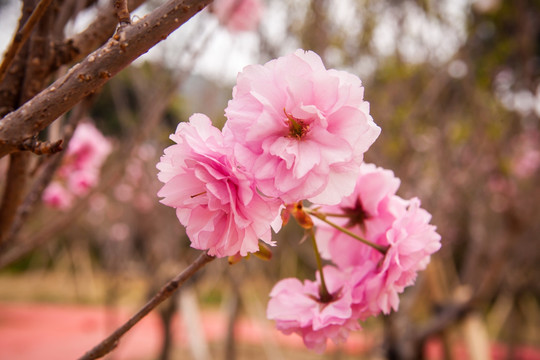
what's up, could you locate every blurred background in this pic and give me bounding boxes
[0,0,539,359]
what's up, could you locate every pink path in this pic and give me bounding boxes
[1,302,539,360]
[0,302,372,360]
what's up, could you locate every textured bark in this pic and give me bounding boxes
[114,0,131,25]
[0,0,57,245]
[0,0,35,117]
[0,153,30,245]
[0,0,213,158]
[52,0,145,70]
[0,0,53,84]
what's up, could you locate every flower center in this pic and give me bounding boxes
[284,109,309,139]
[341,197,370,231]
[307,288,338,304]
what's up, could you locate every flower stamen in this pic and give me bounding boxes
[341,198,371,231]
[284,109,309,139]
[190,191,207,198]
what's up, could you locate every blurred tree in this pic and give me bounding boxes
[1,0,539,359]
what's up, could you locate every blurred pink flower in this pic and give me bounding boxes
[510,130,540,179]
[212,0,263,32]
[67,170,98,196]
[64,122,112,175]
[42,182,73,210]
[267,266,361,353]
[43,121,111,209]
[224,49,380,205]
[356,199,442,315]
[314,164,441,316]
[316,163,406,268]
[513,148,540,179]
[157,114,281,257]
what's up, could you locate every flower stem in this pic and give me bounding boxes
[309,228,332,303]
[306,209,388,255]
[321,212,351,218]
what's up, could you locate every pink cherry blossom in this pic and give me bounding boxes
[212,0,263,32]
[267,266,361,353]
[64,122,112,175]
[157,113,281,257]
[60,121,111,195]
[67,170,98,196]
[316,163,407,268]
[314,164,441,316]
[354,199,442,316]
[43,121,111,209]
[223,49,381,205]
[42,182,73,210]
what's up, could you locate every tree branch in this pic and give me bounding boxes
[0,0,53,84]
[18,138,63,154]
[114,0,131,25]
[415,300,473,342]
[0,153,30,245]
[52,0,145,69]
[1,102,88,250]
[78,251,215,360]
[0,0,213,158]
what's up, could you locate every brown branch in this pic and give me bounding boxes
[0,0,53,84]
[0,153,30,245]
[18,138,63,154]
[0,0,61,246]
[1,103,88,251]
[53,0,97,39]
[0,0,213,158]
[0,189,88,266]
[78,251,215,360]
[52,0,145,69]
[0,87,166,265]
[0,0,34,118]
[415,300,473,342]
[114,0,131,25]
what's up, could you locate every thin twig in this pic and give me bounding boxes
[79,251,215,360]
[18,138,63,155]
[114,0,131,25]
[0,73,174,264]
[306,209,388,255]
[0,194,88,267]
[415,300,473,341]
[309,228,331,302]
[0,0,53,84]
[53,0,146,70]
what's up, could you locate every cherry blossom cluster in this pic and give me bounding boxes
[267,164,441,351]
[211,0,263,32]
[156,49,441,352]
[43,122,111,210]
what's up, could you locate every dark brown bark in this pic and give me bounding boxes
[0,0,213,158]
[114,0,131,25]
[0,0,53,84]
[0,153,30,244]
[0,0,58,245]
[52,0,140,69]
